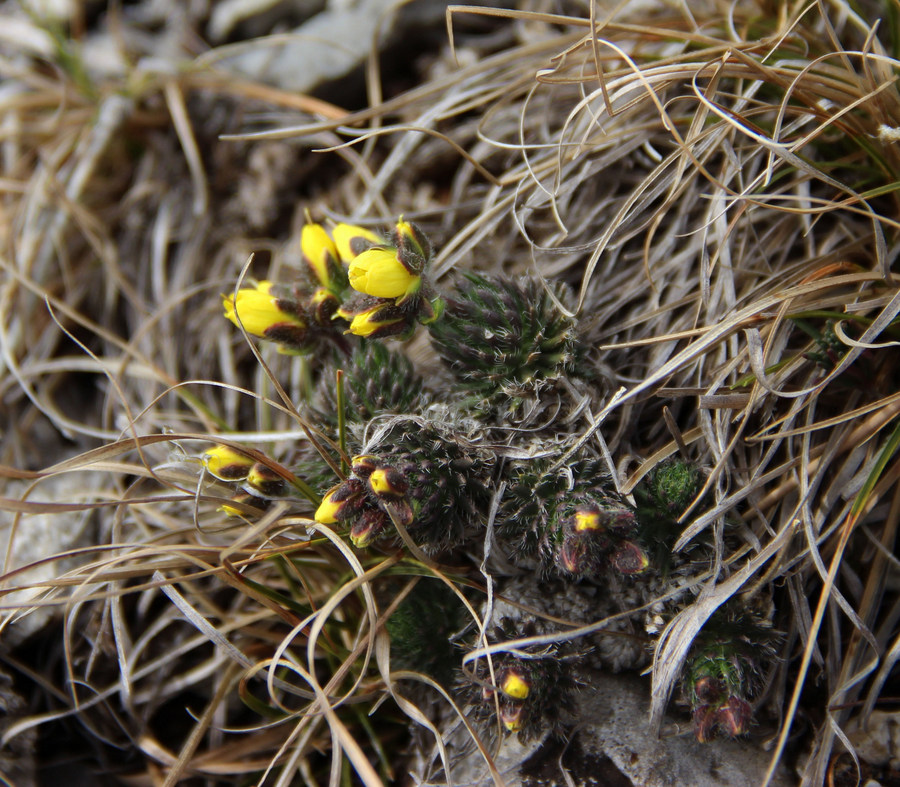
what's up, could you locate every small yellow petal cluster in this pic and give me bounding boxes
[313,454,415,547]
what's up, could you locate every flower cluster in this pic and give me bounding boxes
[223,218,443,353]
[314,420,489,551]
[202,445,288,513]
[483,655,567,737]
[681,608,777,742]
[555,497,649,578]
[500,458,648,579]
[461,621,574,742]
[315,454,413,548]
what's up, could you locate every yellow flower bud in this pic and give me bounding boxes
[246,462,287,497]
[350,455,378,477]
[301,223,342,290]
[203,445,254,481]
[332,223,382,264]
[315,485,346,524]
[574,508,602,532]
[310,287,340,325]
[369,467,408,497]
[346,303,408,339]
[349,528,374,549]
[611,541,650,575]
[220,492,267,517]
[222,281,306,340]
[315,480,364,524]
[349,510,387,548]
[500,670,531,700]
[499,703,525,733]
[393,218,431,262]
[348,247,421,299]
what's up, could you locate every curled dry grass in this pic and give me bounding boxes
[2,0,900,784]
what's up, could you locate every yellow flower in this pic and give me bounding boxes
[246,462,287,497]
[348,247,421,299]
[350,454,378,477]
[203,445,254,481]
[332,223,381,264]
[315,480,364,524]
[301,223,342,290]
[573,507,602,532]
[500,703,525,733]
[368,467,408,497]
[220,492,268,517]
[347,508,389,547]
[222,281,307,341]
[346,303,408,339]
[349,526,375,549]
[315,485,345,524]
[500,670,531,700]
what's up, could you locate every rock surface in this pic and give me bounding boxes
[212,0,463,93]
[415,672,792,787]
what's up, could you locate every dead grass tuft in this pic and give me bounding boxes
[3,0,900,784]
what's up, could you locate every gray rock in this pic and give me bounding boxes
[572,671,792,787]
[411,671,792,786]
[211,0,458,93]
[1,475,100,646]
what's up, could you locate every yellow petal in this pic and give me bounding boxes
[315,485,345,524]
[574,509,602,532]
[348,248,420,298]
[301,223,340,287]
[203,445,254,480]
[500,672,530,700]
[348,308,402,338]
[332,223,381,264]
[368,468,392,494]
[223,282,305,338]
